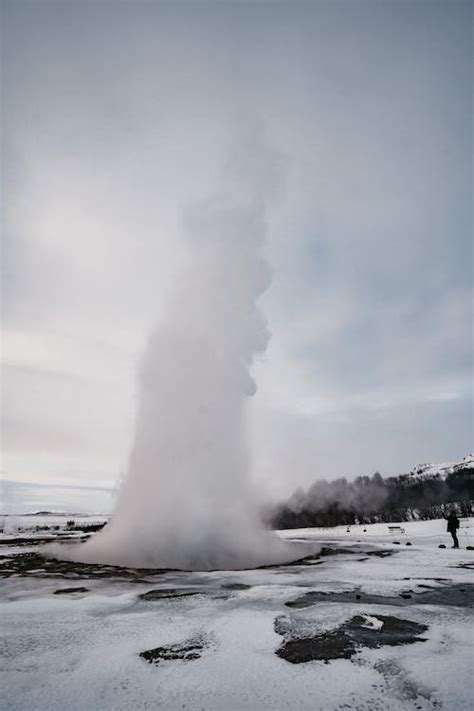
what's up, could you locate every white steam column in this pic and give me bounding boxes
[56,135,305,570]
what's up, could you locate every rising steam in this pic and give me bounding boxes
[50,133,309,570]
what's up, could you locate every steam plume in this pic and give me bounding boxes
[51,133,308,570]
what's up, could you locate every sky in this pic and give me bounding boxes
[1,0,472,513]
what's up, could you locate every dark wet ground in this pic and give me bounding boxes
[139,587,207,600]
[0,542,390,580]
[1,533,473,684]
[0,535,88,547]
[140,635,210,664]
[0,552,176,580]
[275,613,428,663]
[2,547,472,614]
[286,583,474,609]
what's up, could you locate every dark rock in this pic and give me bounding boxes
[221,583,252,590]
[406,542,412,546]
[438,544,446,549]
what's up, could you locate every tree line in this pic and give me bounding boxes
[266,466,473,530]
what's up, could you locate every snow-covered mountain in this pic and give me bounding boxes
[409,454,474,481]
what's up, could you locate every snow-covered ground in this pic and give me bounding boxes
[1,518,473,710]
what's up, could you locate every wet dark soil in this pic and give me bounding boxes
[321,546,395,559]
[0,535,86,547]
[286,583,474,609]
[364,549,397,558]
[255,546,396,570]
[139,588,203,601]
[275,614,428,664]
[255,554,321,569]
[0,552,175,580]
[140,636,208,664]
[53,586,89,595]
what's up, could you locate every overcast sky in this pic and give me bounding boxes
[1,0,472,513]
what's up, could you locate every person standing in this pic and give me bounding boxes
[446,510,460,548]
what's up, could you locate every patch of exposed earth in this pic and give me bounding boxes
[138,587,227,601]
[0,539,393,581]
[275,613,428,664]
[139,634,213,664]
[0,535,89,547]
[0,552,176,580]
[286,583,474,609]
[53,586,90,595]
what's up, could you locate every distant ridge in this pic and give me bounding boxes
[410,454,474,481]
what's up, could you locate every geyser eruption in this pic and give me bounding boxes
[54,135,308,570]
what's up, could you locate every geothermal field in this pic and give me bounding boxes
[2,71,473,711]
[3,2,472,710]
[1,517,474,710]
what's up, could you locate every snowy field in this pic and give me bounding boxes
[1,518,473,711]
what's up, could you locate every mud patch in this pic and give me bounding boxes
[286,582,474,609]
[139,635,210,664]
[256,545,396,570]
[0,552,175,580]
[256,554,321,569]
[53,586,89,595]
[275,614,428,664]
[138,588,203,601]
[0,535,86,547]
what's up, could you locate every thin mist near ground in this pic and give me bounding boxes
[48,132,311,570]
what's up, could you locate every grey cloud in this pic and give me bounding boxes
[1,0,472,500]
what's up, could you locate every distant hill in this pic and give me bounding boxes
[409,454,474,481]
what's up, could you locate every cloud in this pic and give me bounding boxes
[1,0,472,508]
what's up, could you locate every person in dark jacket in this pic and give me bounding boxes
[446,510,460,548]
